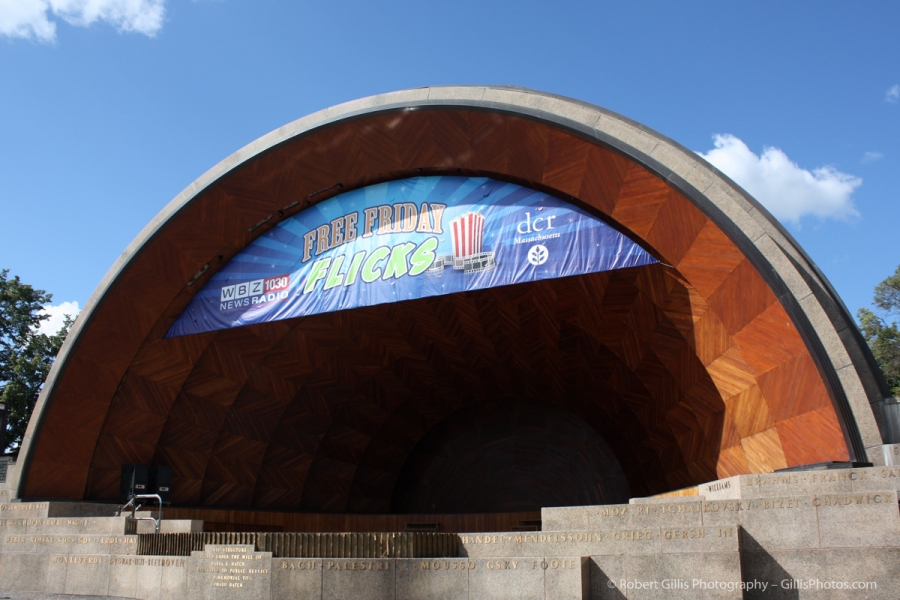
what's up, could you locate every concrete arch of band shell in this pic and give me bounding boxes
[10,86,891,507]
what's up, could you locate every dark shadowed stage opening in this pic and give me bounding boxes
[391,402,631,513]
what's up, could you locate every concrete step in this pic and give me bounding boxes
[543,491,900,552]
[0,502,119,520]
[1,516,129,537]
[0,533,137,556]
[630,465,900,504]
[460,525,738,557]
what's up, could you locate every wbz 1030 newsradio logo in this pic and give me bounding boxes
[220,275,290,311]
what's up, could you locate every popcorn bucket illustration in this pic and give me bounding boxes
[448,212,496,274]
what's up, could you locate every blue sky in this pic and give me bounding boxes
[1,1,898,332]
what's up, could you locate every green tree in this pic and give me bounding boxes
[0,270,73,456]
[858,265,900,397]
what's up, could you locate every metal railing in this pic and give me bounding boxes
[117,493,163,534]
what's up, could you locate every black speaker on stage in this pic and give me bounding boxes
[149,465,172,504]
[120,464,172,504]
[119,464,149,503]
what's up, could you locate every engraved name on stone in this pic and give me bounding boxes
[51,555,103,564]
[0,503,47,511]
[555,503,706,520]
[0,517,93,527]
[742,467,900,487]
[415,560,475,570]
[324,561,390,571]
[706,480,731,493]
[4,535,135,545]
[50,556,183,566]
[279,560,318,570]
[701,494,890,512]
[531,559,578,570]
[461,530,659,545]
[508,533,604,544]
[110,557,185,566]
[195,545,269,590]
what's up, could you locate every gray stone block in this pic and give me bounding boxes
[0,503,49,519]
[0,552,63,592]
[135,561,163,600]
[542,506,589,530]
[699,551,744,599]
[272,558,322,600]
[543,500,705,532]
[588,554,626,600]
[467,557,543,600]
[660,526,739,554]
[813,491,900,548]
[135,518,202,534]
[741,472,855,498]
[0,517,28,537]
[594,113,660,156]
[107,556,138,598]
[321,559,394,600]
[738,497,820,550]
[622,553,703,600]
[395,558,468,600]
[539,557,588,600]
[159,557,189,598]
[593,551,744,600]
[849,465,900,492]
[25,516,128,536]
[740,546,900,600]
[618,501,704,529]
[698,500,743,527]
[1,531,137,556]
[698,476,742,500]
[649,143,716,196]
[61,554,110,596]
[427,86,486,102]
[45,553,69,594]
[461,529,661,557]
[881,443,900,466]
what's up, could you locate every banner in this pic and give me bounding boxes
[166,176,657,337]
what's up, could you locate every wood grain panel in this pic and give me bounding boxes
[611,165,669,239]
[676,221,746,298]
[645,191,708,267]
[740,427,789,472]
[577,146,632,216]
[776,408,850,466]
[758,353,834,422]
[732,302,808,377]
[707,258,778,335]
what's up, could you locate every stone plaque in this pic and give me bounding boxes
[189,544,272,599]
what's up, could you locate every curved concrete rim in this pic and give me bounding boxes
[13,85,887,499]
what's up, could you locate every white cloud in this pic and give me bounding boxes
[862,151,884,164]
[35,301,80,336]
[699,134,861,224]
[0,0,165,43]
[887,85,900,103]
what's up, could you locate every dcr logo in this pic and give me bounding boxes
[527,244,549,266]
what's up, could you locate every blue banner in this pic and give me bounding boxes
[166,176,657,337]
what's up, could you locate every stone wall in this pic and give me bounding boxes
[1,466,899,598]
